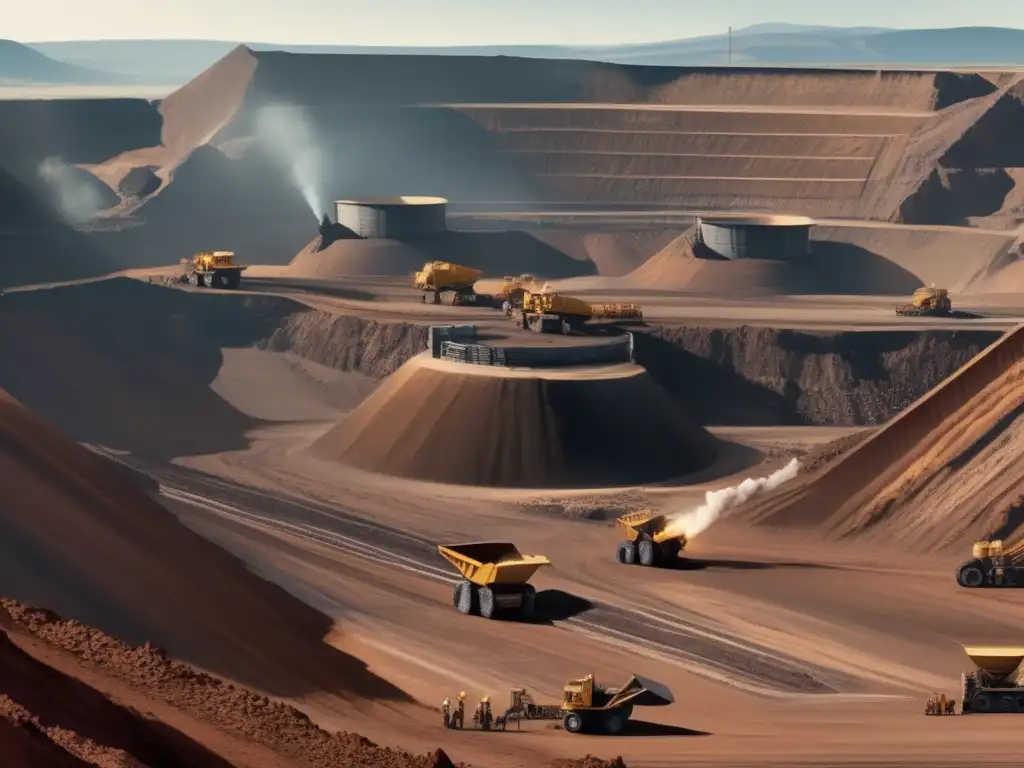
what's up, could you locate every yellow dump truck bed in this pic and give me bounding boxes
[616,510,683,545]
[605,674,675,709]
[192,251,248,271]
[414,261,482,291]
[522,291,595,318]
[438,542,551,586]
[963,646,1024,678]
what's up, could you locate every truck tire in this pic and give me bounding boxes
[1003,568,1018,587]
[1016,696,1024,713]
[616,541,636,565]
[638,539,657,567]
[188,272,199,286]
[478,587,496,619]
[563,712,584,733]
[972,694,992,713]
[603,708,629,735]
[203,273,215,288]
[455,581,477,615]
[998,695,1015,712]
[958,565,984,588]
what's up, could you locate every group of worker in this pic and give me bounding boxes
[441,691,494,730]
[924,692,956,715]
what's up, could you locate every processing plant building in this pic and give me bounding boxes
[696,214,813,260]
[334,196,448,239]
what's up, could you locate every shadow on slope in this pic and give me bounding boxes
[0,392,412,703]
[0,278,307,459]
[0,168,121,289]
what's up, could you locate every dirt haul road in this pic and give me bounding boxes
[96,451,863,699]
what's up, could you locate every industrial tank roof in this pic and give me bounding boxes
[335,196,448,206]
[699,214,815,227]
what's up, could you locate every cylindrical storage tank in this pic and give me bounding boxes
[697,215,813,260]
[334,196,448,239]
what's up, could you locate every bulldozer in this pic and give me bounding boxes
[494,673,674,735]
[959,645,1024,713]
[185,251,247,289]
[956,539,1024,588]
[614,510,687,568]
[894,286,953,317]
[414,261,483,305]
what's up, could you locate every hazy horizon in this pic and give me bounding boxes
[11,1,1024,47]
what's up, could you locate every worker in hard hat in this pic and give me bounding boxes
[474,695,493,731]
[451,691,466,729]
[441,696,452,728]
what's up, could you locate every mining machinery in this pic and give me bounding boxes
[956,539,1024,588]
[186,251,248,289]
[614,510,688,568]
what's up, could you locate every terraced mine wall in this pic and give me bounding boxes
[263,309,995,426]
[0,280,998,443]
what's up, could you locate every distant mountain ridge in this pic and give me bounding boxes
[16,25,1024,87]
[0,39,123,84]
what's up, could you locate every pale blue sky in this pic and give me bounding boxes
[14,0,1024,46]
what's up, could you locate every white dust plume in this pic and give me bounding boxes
[37,157,105,224]
[254,105,325,220]
[663,458,801,540]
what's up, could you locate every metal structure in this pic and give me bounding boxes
[334,196,448,239]
[696,214,813,260]
[437,542,551,620]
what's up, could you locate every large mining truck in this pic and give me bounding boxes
[414,261,483,305]
[186,251,248,289]
[956,539,1024,587]
[437,542,550,619]
[960,645,1024,713]
[494,673,674,734]
[514,290,643,334]
[614,510,688,568]
[894,287,953,317]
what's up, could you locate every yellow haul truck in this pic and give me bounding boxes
[414,261,483,305]
[956,539,1024,588]
[960,645,1024,713]
[515,290,643,334]
[895,287,953,317]
[495,673,675,734]
[437,542,550,620]
[615,510,688,568]
[187,251,248,289]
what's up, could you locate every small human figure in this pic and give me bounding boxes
[474,696,493,730]
[452,691,466,729]
[441,696,452,728]
[502,299,511,317]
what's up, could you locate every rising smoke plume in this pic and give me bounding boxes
[37,157,106,224]
[254,105,326,220]
[662,458,802,540]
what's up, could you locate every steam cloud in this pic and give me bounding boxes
[662,458,802,540]
[254,105,326,220]
[37,157,106,224]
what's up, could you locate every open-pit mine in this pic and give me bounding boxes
[2,45,1024,768]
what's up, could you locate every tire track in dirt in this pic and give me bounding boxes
[98,452,884,698]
